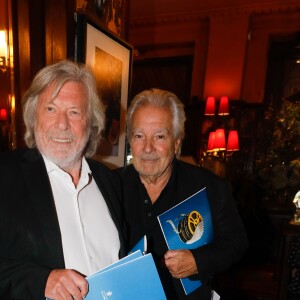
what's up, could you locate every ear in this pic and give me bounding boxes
[174,139,182,155]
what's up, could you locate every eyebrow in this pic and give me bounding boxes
[132,128,169,133]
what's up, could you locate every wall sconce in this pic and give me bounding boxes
[204,96,216,115]
[0,108,8,121]
[227,130,239,151]
[213,129,226,151]
[206,131,215,153]
[202,96,239,162]
[206,129,239,159]
[218,96,229,116]
[0,30,8,72]
[204,96,229,116]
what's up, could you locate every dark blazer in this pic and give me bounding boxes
[117,159,248,300]
[0,148,126,300]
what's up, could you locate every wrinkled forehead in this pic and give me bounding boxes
[131,105,174,135]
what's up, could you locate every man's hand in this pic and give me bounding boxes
[164,249,198,279]
[45,269,88,300]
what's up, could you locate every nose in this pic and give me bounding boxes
[143,137,154,153]
[56,111,70,131]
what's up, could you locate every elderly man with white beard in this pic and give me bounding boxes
[0,60,125,300]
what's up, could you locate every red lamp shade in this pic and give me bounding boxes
[218,96,229,116]
[204,96,216,115]
[214,129,226,151]
[227,130,239,151]
[0,108,7,121]
[207,131,215,152]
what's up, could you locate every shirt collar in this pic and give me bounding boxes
[42,155,92,177]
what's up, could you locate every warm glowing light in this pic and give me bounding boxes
[0,108,7,121]
[227,130,239,151]
[204,96,216,115]
[214,129,226,151]
[218,96,229,116]
[0,30,7,69]
[10,94,15,113]
[207,131,215,152]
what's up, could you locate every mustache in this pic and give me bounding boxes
[47,130,76,140]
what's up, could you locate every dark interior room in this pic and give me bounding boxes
[0,0,299,299]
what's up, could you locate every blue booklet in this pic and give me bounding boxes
[88,250,143,277]
[85,252,166,300]
[157,187,213,295]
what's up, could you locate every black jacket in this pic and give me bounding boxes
[0,148,126,300]
[116,159,248,300]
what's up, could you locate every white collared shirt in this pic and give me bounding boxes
[43,156,120,276]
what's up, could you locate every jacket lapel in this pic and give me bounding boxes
[20,149,65,268]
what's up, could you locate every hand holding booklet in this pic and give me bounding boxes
[46,238,165,300]
[157,187,213,295]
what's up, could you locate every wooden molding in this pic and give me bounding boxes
[130,1,300,27]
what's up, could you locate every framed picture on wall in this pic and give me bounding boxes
[75,13,132,169]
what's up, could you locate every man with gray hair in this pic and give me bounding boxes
[117,88,248,299]
[0,60,125,299]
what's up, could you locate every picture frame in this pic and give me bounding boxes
[75,12,132,169]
